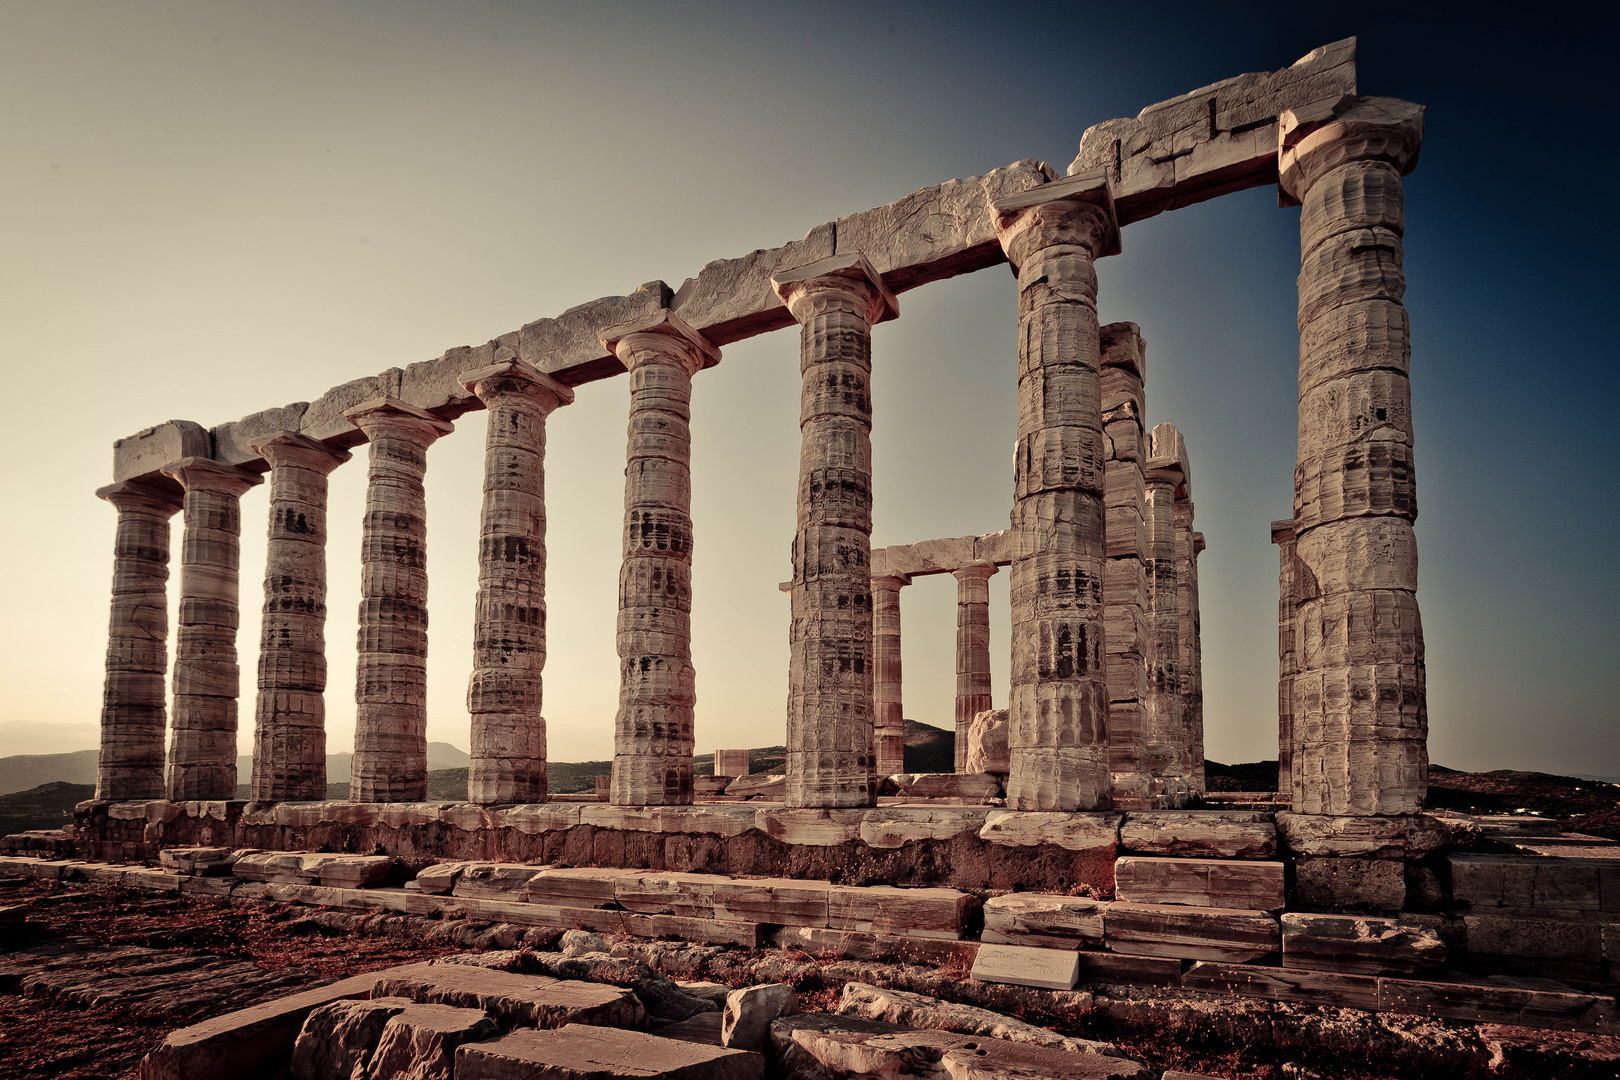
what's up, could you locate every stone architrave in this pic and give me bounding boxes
[772,253,898,809]
[1142,451,1185,799]
[870,572,910,778]
[459,357,576,806]
[160,457,263,800]
[951,562,996,772]
[248,432,351,802]
[95,480,183,800]
[1271,519,1299,796]
[600,311,719,806]
[993,171,1121,812]
[1278,96,1427,816]
[343,397,453,803]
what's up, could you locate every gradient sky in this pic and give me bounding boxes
[1,1,1614,777]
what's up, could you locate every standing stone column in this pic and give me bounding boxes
[1142,455,1185,799]
[871,572,909,779]
[1271,519,1299,797]
[95,481,183,800]
[460,358,575,806]
[161,457,263,800]
[951,563,996,773]
[601,311,719,807]
[772,254,898,809]
[993,172,1120,811]
[249,432,350,802]
[1176,503,1204,796]
[344,398,453,803]
[1279,97,1426,816]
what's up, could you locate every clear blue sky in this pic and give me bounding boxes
[1,1,1614,776]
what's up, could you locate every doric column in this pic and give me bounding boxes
[95,480,183,800]
[993,171,1120,811]
[249,432,350,802]
[459,357,575,806]
[1176,502,1204,796]
[1279,96,1426,816]
[871,572,909,779]
[161,457,263,800]
[951,563,997,773]
[1142,453,1185,798]
[772,253,898,809]
[1271,519,1299,797]
[344,397,453,803]
[601,311,719,807]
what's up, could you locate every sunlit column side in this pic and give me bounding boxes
[870,572,909,778]
[1271,519,1299,797]
[951,562,997,772]
[343,397,453,803]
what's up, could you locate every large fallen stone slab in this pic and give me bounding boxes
[1118,812,1277,859]
[1179,961,1382,1011]
[1104,902,1280,962]
[370,963,645,1031]
[367,1001,501,1080]
[1280,912,1445,975]
[981,893,1107,948]
[838,982,1122,1056]
[520,952,717,1022]
[971,943,1081,991]
[826,884,975,939]
[721,983,799,1052]
[1113,857,1284,911]
[452,863,547,901]
[291,997,413,1080]
[889,773,1002,801]
[726,774,786,799]
[456,1023,763,1079]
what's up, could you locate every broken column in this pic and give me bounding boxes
[602,311,719,806]
[1142,437,1185,800]
[772,253,898,809]
[460,357,575,805]
[993,172,1119,811]
[249,432,351,802]
[951,562,996,773]
[1271,519,1299,797]
[161,457,263,800]
[1279,97,1427,816]
[871,572,909,778]
[344,397,453,803]
[95,480,183,800]
[1099,322,1151,806]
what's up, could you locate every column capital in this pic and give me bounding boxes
[951,561,999,581]
[343,396,455,443]
[771,252,899,327]
[600,309,719,376]
[870,572,911,591]
[1270,518,1298,545]
[250,430,352,475]
[1278,96,1424,207]
[96,479,182,516]
[993,168,1121,270]
[161,456,263,498]
[1193,531,1206,555]
[1144,457,1184,490]
[459,356,577,413]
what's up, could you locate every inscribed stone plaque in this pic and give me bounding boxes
[969,942,1081,990]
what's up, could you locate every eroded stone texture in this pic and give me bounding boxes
[714,749,750,777]
[1142,448,1185,799]
[250,432,351,802]
[871,573,909,778]
[773,254,898,809]
[1278,96,1427,817]
[964,708,1009,776]
[1271,519,1300,796]
[344,398,454,803]
[161,457,263,801]
[952,563,996,772]
[459,357,575,805]
[96,480,183,800]
[601,312,719,806]
[994,171,1120,812]
[1175,491,1204,796]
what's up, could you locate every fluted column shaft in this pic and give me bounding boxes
[1280,97,1427,815]
[994,176,1120,811]
[1142,465,1185,792]
[1175,503,1204,794]
[952,563,996,772]
[1272,520,1298,796]
[161,457,263,800]
[871,573,908,778]
[461,360,574,806]
[250,433,350,801]
[96,481,183,800]
[345,398,453,803]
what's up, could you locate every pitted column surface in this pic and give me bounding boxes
[95,480,183,800]
[871,573,908,778]
[602,312,718,807]
[345,397,453,803]
[249,432,350,802]
[993,173,1120,811]
[1176,501,1204,795]
[460,358,575,806]
[1272,519,1300,797]
[952,563,996,773]
[1279,96,1427,816]
[1142,457,1185,796]
[773,253,898,809]
[161,457,263,801]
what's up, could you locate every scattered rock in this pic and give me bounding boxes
[837,982,1121,1056]
[291,997,411,1080]
[721,983,799,1052]
[559,928,610,956]
[964,709,1009,776]
[455,1023,763,1079]
[365,1002,500,1080]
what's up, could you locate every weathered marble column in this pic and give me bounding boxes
[1176,503,1204,796]
[993,172,1120,811]
[871,572,909,779]
[1279,96,1426,816]
[772,253,898,809]
[1271,519,1299,797]
[601,311,719,807]
[161,457,263,800]
[1142,454,1185,797]
[344,397,453,803]
[249,432,350,802]
[95,480,183,800]
[460,358,575,806]
[951,563,996,773]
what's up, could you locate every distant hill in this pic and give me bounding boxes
[904,718,954,773]
[0,750,97,795]
[0,721,98,756]
[0,781,94,834]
